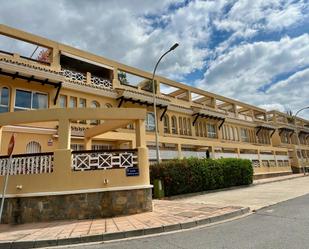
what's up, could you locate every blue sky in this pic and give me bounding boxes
[0,0,308,118]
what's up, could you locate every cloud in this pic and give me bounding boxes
[0,0,308,118]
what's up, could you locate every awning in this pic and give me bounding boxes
[0,59,62,104]
[116,89,170,121]
[192,112,225,130]
[255,125,276,137]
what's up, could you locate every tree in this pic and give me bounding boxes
[36,49,51,63]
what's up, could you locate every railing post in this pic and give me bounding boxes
[53,149,72,176]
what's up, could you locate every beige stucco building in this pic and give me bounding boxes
[0,25,308,223]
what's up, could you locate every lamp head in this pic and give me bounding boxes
[169,43,179,51]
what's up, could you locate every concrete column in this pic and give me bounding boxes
[0,126,3,154]
[84,138,92,150]
[135,119,146,148]
[273,150,278,166]
[58,119,71,150]
[51,48,61,71]
[236,147,240,158]
[86,72,91,85]
[177,143,183,159]
[112,67,121,89]
[257,149,261,166]
[138,147,150,185]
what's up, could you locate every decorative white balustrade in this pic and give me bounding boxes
[91,75,112,89]
[0,153,53,176]
[62,69,113,89]
[62,69,86,83]
[72,149,138,171]
[239,154,259,160]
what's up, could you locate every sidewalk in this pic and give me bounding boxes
[0,174,307,249]
[0,200,248,249]
[176,174,309,210]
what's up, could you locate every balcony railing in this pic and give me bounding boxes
[0,152,54,176]
[62,69,112,89]
[72,149,138,171]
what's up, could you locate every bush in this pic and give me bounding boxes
[150,158,253,197]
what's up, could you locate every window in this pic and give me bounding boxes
[280,132,289,144]
[59,95,67,108]
[90,101,100,125]
[79,98,87,124]
[179,117,183,135]
[69,97,77,108]
[0,87,9,113]
[15,89,48,111]
[71,144,84,151]
[241,128,249,142]
[187,118,192,136]
[183,118,187,135]
[207,124,217,138]
[171,116,178,134]
[146,112,155,131]
[163,115,170,133]
[105,103,113,108]
[26,141,41,153]
[234,127,239,141]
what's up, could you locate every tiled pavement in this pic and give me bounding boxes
[0,200,248,248]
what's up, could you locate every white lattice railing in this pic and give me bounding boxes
[62,69,86,83]
[91,75,112,89]
[72,149,138,171]
[0,153,53,176]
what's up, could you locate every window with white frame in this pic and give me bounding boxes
[90,101,100,125]
[146,112,155,131]
[240,128,249,142]
[59,95,67,108]
[14,89,48,111]
[171,116,178,134]
[163,114,170,133]
[26,141,41,153]
[0,87,9,113]
[207,123,217,138]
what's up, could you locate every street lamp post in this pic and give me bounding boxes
[293,106,309,175]
[152,43,179,164]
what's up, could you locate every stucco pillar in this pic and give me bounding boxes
[0,126,3,154]
[138,147,150,185]
[84,138,92,150]
[236,147,240,158]
[135,119,146,148]
[112,67,121,88]
[177,143,183,159]
[51,48,61,71]
[58,119,71,150]
[86,72,91,85]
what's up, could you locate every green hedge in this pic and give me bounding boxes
[150,158,253,197]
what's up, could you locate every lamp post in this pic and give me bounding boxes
[293,106,309,175]
[152,43,179,164]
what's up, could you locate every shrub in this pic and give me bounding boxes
[150,157,253,197]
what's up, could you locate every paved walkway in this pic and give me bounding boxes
[0,201,246,248]
[177,174,309,210]
[0,174,307,248]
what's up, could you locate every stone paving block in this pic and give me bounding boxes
[11,241,34,249]
[124,229,144,238]
[103,231,125,241]
[180,221,197,229]
[0,242,12,249]
[196,217,211,226]
[34,239,58,248]
[80,234,103,243]
[144,226,164,235]
[163,223,181,232]
[57,236,81,246]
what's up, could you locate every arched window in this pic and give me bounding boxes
[26,141,41,153]
[187,118,192,136]
[105,103,112,108]
[179,117,183,135]
[203,122,207,137]
[0,87,10,113]
[199,121,203,137]
[163,115,170,133]
[171,116,178,134]
[91,101,100,125]
[195,122,199,136]
[183,118,187,135]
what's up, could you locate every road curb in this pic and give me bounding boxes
[0,207,250,249]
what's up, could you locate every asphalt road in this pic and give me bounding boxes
[59,194,309,249]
